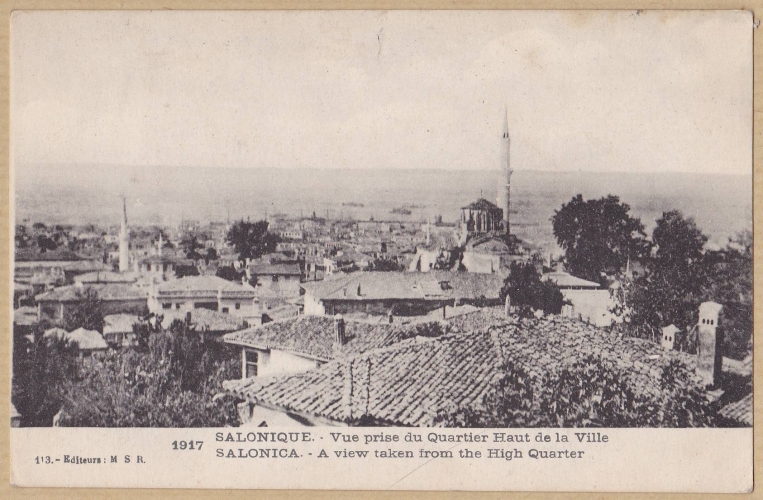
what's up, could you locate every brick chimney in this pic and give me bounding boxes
[334,314,346,347]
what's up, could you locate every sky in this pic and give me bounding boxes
[11,10,753,175]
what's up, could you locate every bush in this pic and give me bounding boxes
[56,320,241,427]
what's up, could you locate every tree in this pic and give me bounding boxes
[620,211,710,337]
[56,319,241,427]
[36,234,58,252]
[216,265,245,282]
[15,225,29,248]
[205,247,218,262]
[500,262,565,316]
[704,230,752,359]
[552,195,648,282]
[226,219,279,260]
[370,257,403,272]
[175,264,200,278]
[436,355,716,428]
[652,210,707,275]
[179,235,204,260]
[12,327,81,426]
[63,289,105,333]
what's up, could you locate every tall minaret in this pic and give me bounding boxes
[500,107,512,234]
[119,197,129,272]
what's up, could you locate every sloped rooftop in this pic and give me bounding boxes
[226,331,501,426]
[301,271,505,302]
[36,283,147,302]
[161,308,247,333]
[250,262,302,276]
[156,275,256,296]
[225,315,710,426]
[461,198,501,211]
[224,315,448,362]
[543,271,601,289]
[718,394,752,426]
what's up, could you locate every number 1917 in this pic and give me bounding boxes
[172,440,203,450]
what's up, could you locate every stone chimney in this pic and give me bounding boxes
[334,314,346,347]
[661,324,678,351]
[696,301,724,388]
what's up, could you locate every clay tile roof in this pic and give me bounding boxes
[225,331,502,426]
[36,284,147,302]
[103,314,142,335]
[542,271,600,289]
[14,306,38,326]
[161,308,246,333]
[77,271,139,284]
[227,315,709,426]
[300,271,504,302]
[718,394,753,426]
[15,249,83,262]
[45,327,108,351]
[250,263,302,276]
[67,328,109,350]
[223,315,448,361]
[156,275,255,296]
[62,260,111,273]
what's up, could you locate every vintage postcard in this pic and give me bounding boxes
[8,9,754,492]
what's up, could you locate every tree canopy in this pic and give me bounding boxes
[56,319,241,427]
[436,356,716,428]
[63,289,105,333]
[179,235,204,260]
[500,262,565,316]
[226,219,279,260]
[552,195,648,282]
[12,328,81,426]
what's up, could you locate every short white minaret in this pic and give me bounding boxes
[157,233,163,257]
[119,197,129,272]
[500,107,512,235]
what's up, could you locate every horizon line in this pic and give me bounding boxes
[14,162,752,178]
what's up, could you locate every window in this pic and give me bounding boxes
[222,307,229,313]
[175,303,181,310]
[245,349,258,377]
[162,303,172,310]
[272,275,279,282]
[235,303,241,310]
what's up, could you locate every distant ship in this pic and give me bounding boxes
[402,203,424,209]
[391,207,412,215]
[341,202,365,207]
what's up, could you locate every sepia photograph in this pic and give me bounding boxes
[10,9,752,436]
